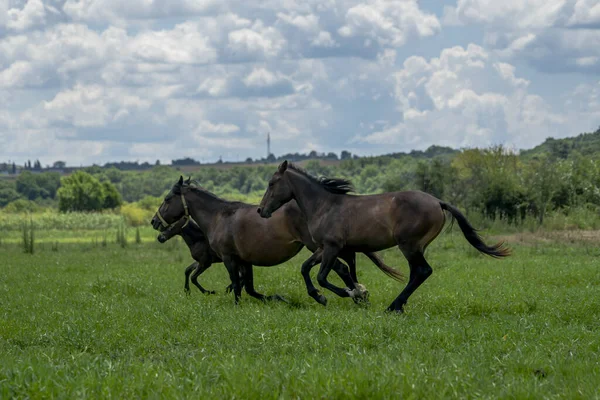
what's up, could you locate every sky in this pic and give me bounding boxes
[1,0,600,166]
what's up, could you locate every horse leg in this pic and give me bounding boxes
[223,256,243,304]
[184,262,197,294]
[337,250,369,303]
[301,249,330,305]
[187,257,215,295]
[386,249,432,313]
[316,244,352,299]
[242,264,287,303]
[225,270,245,293]
[339,251,369,304]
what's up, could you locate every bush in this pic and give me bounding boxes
[120,203,152,227]
[4,199,40,213]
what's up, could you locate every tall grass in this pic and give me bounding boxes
[0,211,124,231]
[1,204,599,239]
[21,217,34,254]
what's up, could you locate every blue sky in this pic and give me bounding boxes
[1,0,600,166]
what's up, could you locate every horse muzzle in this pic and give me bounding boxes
[257,207,272,219]
[151,215,165,231]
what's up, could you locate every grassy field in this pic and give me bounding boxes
[1,229,599,399]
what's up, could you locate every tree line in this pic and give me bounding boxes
[1,128,599,226]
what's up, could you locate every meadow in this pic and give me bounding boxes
[1,223,599,399]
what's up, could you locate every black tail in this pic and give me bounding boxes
[440,202,511,258]
[364,252,405,282]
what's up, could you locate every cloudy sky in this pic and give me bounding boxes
[1,0,600,166]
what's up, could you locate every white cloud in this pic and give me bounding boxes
[339,0,440,47]
[62,0,219,24]
[226,21,287,61]
[444,0,600,72]
[0,1,598,166]
[128,22,217,64]
[6,0,47,31]
[568,0,600,27]
[357,44,570,150]
[42,84,151,128]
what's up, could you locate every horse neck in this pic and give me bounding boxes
[180,223,203,247]
[286,170,333,221]
[185,189,228,235]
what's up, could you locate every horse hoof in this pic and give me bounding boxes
[317,294,328,306]
[385,307,404,314]
[267,294,287,303]
[352,296,370,306]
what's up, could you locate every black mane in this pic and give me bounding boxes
[288,163,355,194]
[180,182,253,215]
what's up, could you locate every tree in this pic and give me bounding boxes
[525,155,560,224]
[53,161,66,169]
[341,150,352,160]
[102,181,122,209]
[15,171,59,200]
[58,171,119,212]
[11,163,16,174]
[33,160,42,170]
[0,182,21,207]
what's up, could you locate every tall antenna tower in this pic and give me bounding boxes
[267,132,271,159]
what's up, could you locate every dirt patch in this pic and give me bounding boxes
[493,230,600,246]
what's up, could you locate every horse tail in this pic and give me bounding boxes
[440,202,511,258]
[364,252,405,282]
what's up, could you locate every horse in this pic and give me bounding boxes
[151,177,403,305]
[155,210,228,295]
[257,161,511,313]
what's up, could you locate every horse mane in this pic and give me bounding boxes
[287,163,355,194]
[180,182,252,215]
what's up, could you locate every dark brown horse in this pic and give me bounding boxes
[151,177,402,305]
[156,212,227,295]
[257,161,511,313]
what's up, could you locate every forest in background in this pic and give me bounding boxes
[1,127,599,231]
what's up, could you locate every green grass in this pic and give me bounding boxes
[1,231,599,398]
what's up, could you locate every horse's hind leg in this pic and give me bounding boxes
[386,249,432,313]
[337,251,368,303]
[223,256,243,304]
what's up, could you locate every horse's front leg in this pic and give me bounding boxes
[185,254,215,295]
[301,248,329,306]
[316,244,352,299]
[241,264,287,302]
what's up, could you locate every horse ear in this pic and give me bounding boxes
[278,160,288,173]
[185,176,191,184]
[178,176,184,186]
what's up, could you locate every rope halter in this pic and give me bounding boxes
[155,192,192,231]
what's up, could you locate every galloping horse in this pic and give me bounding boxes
[155,211,227,295]
[151,177,403,305]
[257,161,511,313]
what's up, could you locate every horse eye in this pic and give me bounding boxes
[268,182,274,187]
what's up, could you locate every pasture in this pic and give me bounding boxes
[1,228,599,398]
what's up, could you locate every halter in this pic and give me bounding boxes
[155,192,193,230]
